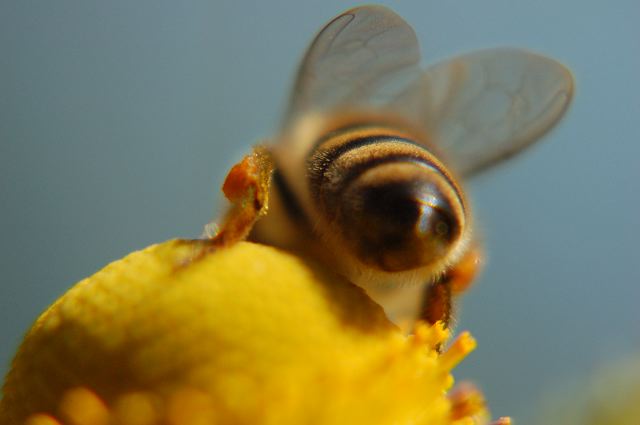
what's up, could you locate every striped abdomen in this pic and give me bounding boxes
[306,121,469,273]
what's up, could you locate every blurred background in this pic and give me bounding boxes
[1,1,638,423]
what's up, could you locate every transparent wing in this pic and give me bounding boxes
[395,48,574,176]
[284,5,422,125]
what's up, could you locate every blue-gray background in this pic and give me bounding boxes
[1,1,638,422]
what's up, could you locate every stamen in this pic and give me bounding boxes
[440,331,476,371]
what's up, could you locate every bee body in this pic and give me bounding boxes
[219,6,574,325]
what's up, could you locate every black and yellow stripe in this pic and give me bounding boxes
[303,121,468,272]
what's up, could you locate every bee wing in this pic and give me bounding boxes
[395,48,574,176]
[284,5,422,124]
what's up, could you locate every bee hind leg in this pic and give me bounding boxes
[204,145,274,247]
[421,276,453,327]
[420,247,483,328]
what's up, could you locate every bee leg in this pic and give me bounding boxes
[421,276,453,327]
[204,145,274,247]
[421,247,483,327]
[448,247,484,296]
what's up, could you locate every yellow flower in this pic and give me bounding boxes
[0,240,499,425]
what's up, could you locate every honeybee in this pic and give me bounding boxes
[210,5,574,328]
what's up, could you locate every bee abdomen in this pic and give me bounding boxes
[307,124,467,272]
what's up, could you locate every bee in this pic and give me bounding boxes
[210,5,574,328]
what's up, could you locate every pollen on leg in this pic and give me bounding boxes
[206,146,274,246]
[449,247,483,294]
